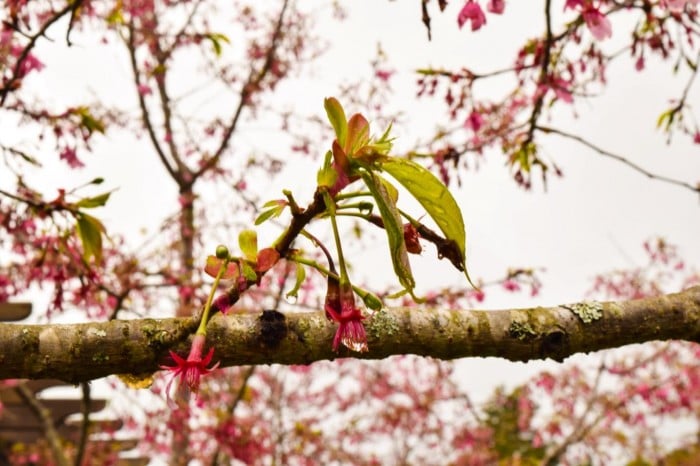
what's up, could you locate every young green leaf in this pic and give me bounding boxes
[75,213,105,263]
[76,191,113,209]
[238,230,258,261]
[255,200,287,225]
[241,261,258,282]
[285,262,306,300]
[317,164,338,189]
[360,170,415,293]
[324,97,348,148]
[75,107,105,135]
[204,32,230,56]
[381,158,475,287]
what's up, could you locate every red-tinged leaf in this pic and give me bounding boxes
[204,256,239,280]
[324,97,347,148]
[332,140,350,174]
[345,113,370,156]
[256,248,280,272]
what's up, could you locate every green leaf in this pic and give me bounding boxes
[241,261,258,282]
[656,109,674,130]
[285,262,306,300]
[238,230,258,261]
[75,213,105,263]
[75,107,105,135]
[360,170,415,293]
[76,191,113,209]
[317,164,338,189]
[324,97,348,148]
[255,200,287,225]
[379,175,399,203]
[204,32,230,56]
[381,157,475,287]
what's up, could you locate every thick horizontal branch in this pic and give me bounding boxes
[1,287,698,382]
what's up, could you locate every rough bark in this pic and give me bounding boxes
[1,286,698,383]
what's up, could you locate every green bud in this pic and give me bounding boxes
[215,245,229,259]
[360,291,383,311]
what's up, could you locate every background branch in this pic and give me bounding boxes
[537,125,700,193]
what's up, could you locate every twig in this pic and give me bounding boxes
[194,0,291,179]
[537,125,700,194]
[0,1,84,106]
[74,382,92,466]
[124,22,179,181]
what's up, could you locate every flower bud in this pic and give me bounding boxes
[215,244,229,259]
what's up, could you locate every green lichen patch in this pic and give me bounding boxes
[367,309,400,338]
[509,320,536,341]
[565,301,603,323]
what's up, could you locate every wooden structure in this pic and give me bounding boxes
[0,303,148,465]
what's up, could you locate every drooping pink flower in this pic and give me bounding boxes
[161,333,219,404]
[693,131,700,144]
[487,0,505,14]
[458,1,487,31]
[582,7,612,41]
[324,277,368,352]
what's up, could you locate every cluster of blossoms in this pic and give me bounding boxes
[457,0,505,31]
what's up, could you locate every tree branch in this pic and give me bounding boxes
[15,383,70,466]
[537,125,700,194]
[0,287,698,382]
[193,0,290,180]
[125,22,179,181]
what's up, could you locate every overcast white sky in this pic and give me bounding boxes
[4,0,700,418]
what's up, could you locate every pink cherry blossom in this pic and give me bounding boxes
[458,1,487,31]
[464,110,484,132]
[487,0,505,14]
[663,0,699,11]
[375,69,394,82]
[582,7,612,41]
[137,83,153,95]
